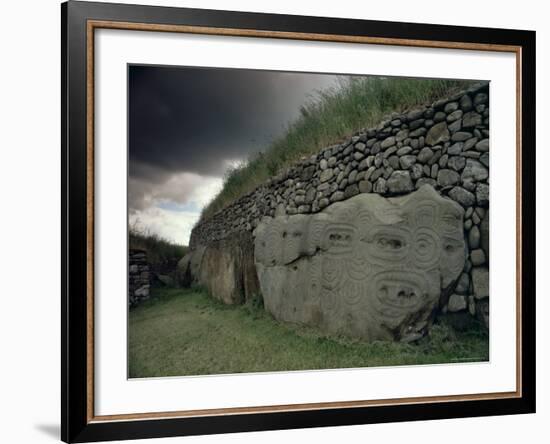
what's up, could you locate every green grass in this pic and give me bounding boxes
[201,76,476,220]
[128,288,488,378]
[129,226,188,267]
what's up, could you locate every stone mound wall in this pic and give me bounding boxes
[185,82,490,332]
[129,249,151,308]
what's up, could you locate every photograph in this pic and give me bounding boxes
[127,65,490,379]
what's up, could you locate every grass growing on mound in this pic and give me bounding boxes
[128,288,488,378]
[201,76,475,220]
[129,226,188,267]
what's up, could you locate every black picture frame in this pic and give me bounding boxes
[61,1,536,442]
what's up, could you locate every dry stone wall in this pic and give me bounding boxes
[129,249,151,308]
[187,82,490,328]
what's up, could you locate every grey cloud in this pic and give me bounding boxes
[129,65,341,175]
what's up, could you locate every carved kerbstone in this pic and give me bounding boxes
[253,185,465,342]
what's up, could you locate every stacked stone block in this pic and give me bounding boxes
[129,249,151,308]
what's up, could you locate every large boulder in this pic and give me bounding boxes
[179,233,261,304]
[253,185,466,342]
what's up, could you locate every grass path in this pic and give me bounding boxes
[128,288,488,378]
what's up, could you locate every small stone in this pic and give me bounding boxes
[460,94,473,111]
[387,171,413,194]
[433,111,446,122]
[373,177,387,193]
[475,207,486,219]
[463,137,479,151]
[470,249,486,266]
[407,108,424,121]
[474,92,488,105]
[480,153,489,168]
[444,101,459,113]
[319,159,328,170]
[399,155,417,169]
[358,180,372,193]
[448,156,466,172]
[455,272,470,294]
[437,169,460,187]
[461,159,488,183]
[425,122,450,146]
[358,159,370,172]
[415,177,437,189]
[384,146,398,158]
[476,183,489,207]
[463,180,476,192]
[294,195,306,205]
[365,166,376,181]
[469,226,481,249]
[417,147,434,163]
[409,127,427,138]
[451,132,473,142]
[344,184,359,198]
[330,190,345,202]
[448,294,467,312]
[396,146,412,156]
[471,267,489,299]
[319,168,334,183]
[446,109,463,122]
[448,119,462,133]
[475,139,490,152]
[301,166,316,181]
[380,136,396,149]
[396,129,409,142]
[447,142,464,155]
[439,154,449,168]
[472,211,481,225]
[353,151,364,161]
[448,186,476,207]
[327,156,337,168]
[462,111,483,128]
[318,197,329,209]
[388,155,400,169]
[354,142,366,152]
[409,118,425,130]
[464,218,472,230]
[348,169,358,184]
[431,164,439,179]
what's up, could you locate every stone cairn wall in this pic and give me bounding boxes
[129,249,151,308]
[189,82,490,324]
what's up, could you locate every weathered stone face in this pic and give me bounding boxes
[253,185,465,341]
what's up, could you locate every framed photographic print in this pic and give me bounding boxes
[61,1,536,442]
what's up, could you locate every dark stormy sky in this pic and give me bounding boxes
[129,64,344,245]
